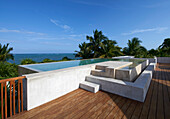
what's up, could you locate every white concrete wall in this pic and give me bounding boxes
[25,64,95,110]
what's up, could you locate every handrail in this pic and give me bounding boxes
[0,76,26,119]
[0,76,26,83]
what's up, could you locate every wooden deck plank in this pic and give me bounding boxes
[96,96,121,119]
[156,67,164,119]
[10,89,86,119]
[165,68,170,100]
[147,78,159,119]
[81,96,122,119]
[163,67,170,119]
[130,102,143,119]
[139,78,155,119]
[33,90,96,119]
[105,97,127,118]
[112,99,132,119]
[74,94,117,119]
[89,94,117,119]
[61,91,108,119]
[9,63,170,119]
[122,101,137,119]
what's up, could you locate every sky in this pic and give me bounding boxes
[0,0,170,53]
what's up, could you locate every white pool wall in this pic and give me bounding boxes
[24,64,96,110]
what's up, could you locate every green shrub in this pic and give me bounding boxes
[0,62,18,79]
[42,58,55,63]
[62,56,71,61]
[20,58,36,65]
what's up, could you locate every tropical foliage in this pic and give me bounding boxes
[75,30,170,58]
[144,38,170,57]
[42,57,71,63]
[75,29,122,58]
[42,58,55,63]
[0,43,14,62]
[158,38,170,56]
[75,42,92,59]
[123,37,147,58]
[62,56,71,61]
[0,62,18,79]
[100,40,123,58]
[0,43,17,79]
[21,58,36,65]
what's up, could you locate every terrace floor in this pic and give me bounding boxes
[10,63,170,119]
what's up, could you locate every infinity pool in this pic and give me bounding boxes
[20,58,145,72]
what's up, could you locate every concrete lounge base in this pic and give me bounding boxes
[86,63,156,102]
[91,61,132,78]
[80,81,100,93]
[115,60,149,82]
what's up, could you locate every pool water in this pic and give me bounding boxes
[21,58,145,72]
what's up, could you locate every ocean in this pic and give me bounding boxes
[8,53,80,64]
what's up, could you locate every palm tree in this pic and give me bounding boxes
[86,29,108,58]
[0,43,14,62]
[75,42,92,59]
[147,49,159,57]
[158,38,170,56]
[159,38,170,49]
[100,40,123,58]
[123,37,147,57]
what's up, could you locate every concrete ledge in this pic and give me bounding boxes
[80,81,100,93]
[115,60,149,82]
[86,63,155,102]
[91,61,132,78]
[112,56,135,59]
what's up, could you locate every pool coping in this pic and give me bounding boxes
[19,58,146,74]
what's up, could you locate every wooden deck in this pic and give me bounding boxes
[9,63,170,119]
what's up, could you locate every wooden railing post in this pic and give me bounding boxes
[18,80,20,113]
[21,79,23,112]
[1,83,4,119]
[0,76,26,118]
[13,81,15,115]
[4,82,7,119]
[10,82,12,117]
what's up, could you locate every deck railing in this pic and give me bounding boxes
[0,76,26,119]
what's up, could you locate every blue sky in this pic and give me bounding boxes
[0,0,170,53]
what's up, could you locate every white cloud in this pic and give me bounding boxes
[0,28,45,35]
[122,27,168,35]
[50,19,71,31]
[0,28,20,33]
[69,34,83,37]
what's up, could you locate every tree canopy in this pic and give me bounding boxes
[75,29,122,58]
[75,30,170,58]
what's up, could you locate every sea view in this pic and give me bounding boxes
[1,0,170,118]
[8,53,79,64]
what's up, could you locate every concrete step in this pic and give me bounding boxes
[91,69,105,77]
[95,65,107,71]
[86,75,116,84]
[79,81,100,93]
